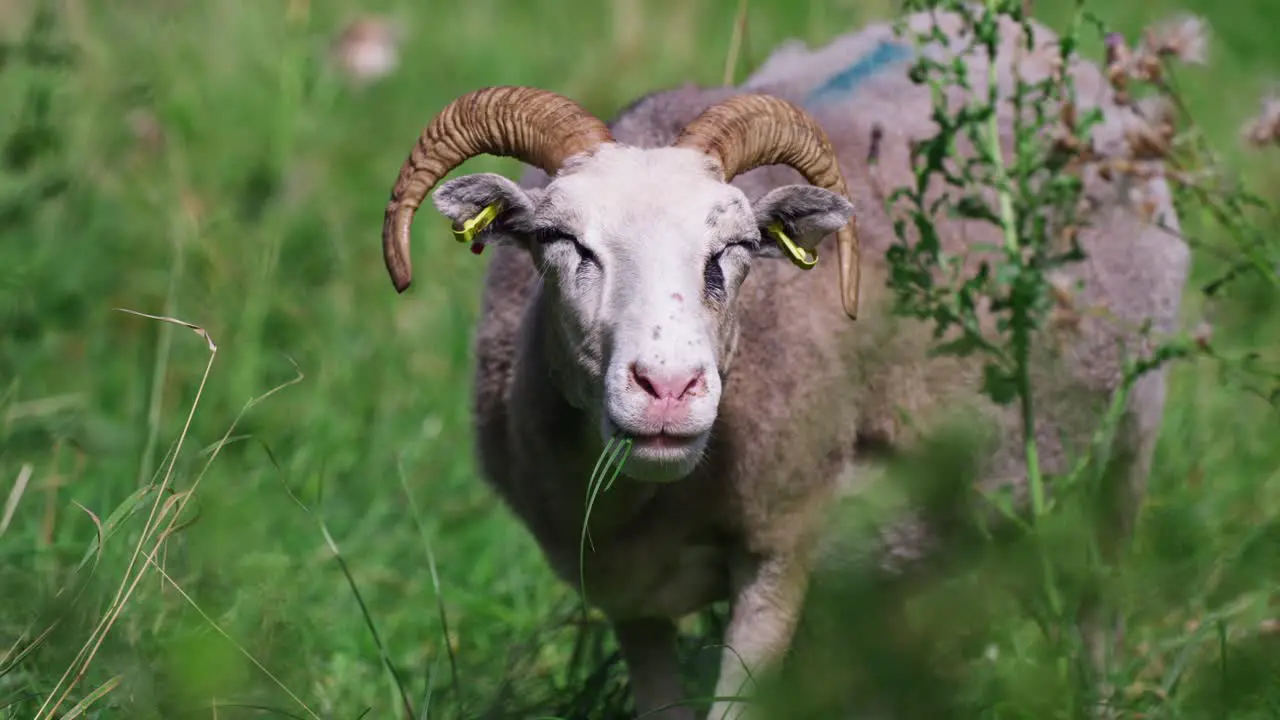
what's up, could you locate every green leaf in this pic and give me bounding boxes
[982,363,1020,406]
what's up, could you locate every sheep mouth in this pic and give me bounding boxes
[604,417,708,457]
[627,431,703,450]
[601,417,709,483]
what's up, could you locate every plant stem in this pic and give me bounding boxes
[1018,352,1045,517]
[978,5,1063,659]
[982,0,1047,520]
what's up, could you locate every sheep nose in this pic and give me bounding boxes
[630,362,707,402]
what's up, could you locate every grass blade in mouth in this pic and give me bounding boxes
[578,436,633,608]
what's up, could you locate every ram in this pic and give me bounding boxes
[379,11,1188,720]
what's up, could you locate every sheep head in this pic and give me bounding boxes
[383,86,859,482]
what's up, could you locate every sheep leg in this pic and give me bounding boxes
[1076,439,1146,720]
[1078,370,1167,717]
[614,617,695,720]
[706,553,809,720]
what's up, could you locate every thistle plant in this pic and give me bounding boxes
[879,0,1279,713]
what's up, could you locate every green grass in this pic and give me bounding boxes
[0,0,1276,718]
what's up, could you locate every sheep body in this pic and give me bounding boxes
[464,11,1187,719]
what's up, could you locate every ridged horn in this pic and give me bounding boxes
[382,86,614,292]
[673,94,861,320]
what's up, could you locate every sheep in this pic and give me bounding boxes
[378,10,1188,720]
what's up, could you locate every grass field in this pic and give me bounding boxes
[0,0,1277,718]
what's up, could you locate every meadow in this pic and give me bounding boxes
[0,0,1277,718]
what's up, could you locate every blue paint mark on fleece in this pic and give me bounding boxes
[804,39,914,106]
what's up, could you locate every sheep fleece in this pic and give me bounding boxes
[467,11,1187,619]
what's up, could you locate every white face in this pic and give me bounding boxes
[433,144,853,482]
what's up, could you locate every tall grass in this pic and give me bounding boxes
[0,0,1276,718]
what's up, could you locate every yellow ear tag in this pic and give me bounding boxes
[451,202,502,245]
[767,221,818,270]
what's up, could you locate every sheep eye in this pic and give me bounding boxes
[704,250,727,301]
[574,242,598,265]
[534,228,575,246]
[704,240,755,301]
[536,229,597,265]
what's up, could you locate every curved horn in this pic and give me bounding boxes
[383,86,613,292]
[673,94,861,320]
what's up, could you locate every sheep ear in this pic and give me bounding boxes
[751,184,854,261]
[431,173,541,249]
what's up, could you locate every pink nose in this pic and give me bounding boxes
[630,362,707,403]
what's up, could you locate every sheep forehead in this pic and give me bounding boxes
[544,145,758,254]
